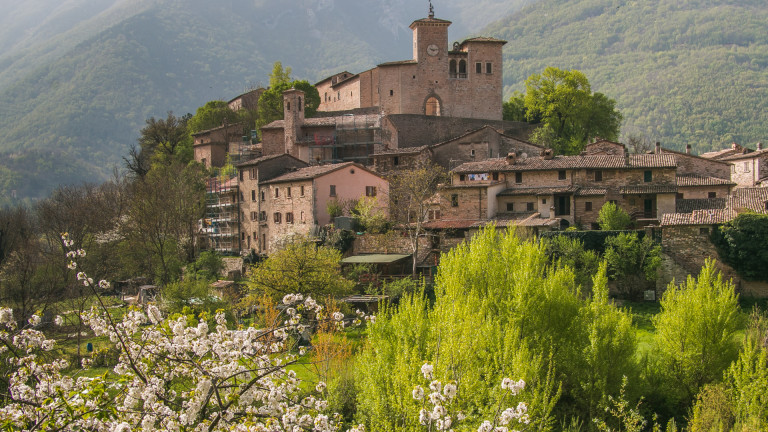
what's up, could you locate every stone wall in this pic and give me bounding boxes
[352,233,432,265]
[383,115,534,149]
[677,185,732,200]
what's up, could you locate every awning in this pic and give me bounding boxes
[341,254,411,264]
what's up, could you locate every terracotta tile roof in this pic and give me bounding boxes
[676,174,735,187]
[410,17,452,26]
[422,219,480,229]
[374,145,430,155]
[661,209,736,226]
[619,184,678,194]
[191,122,244,137]
[498,186,576,196]
[720,148,768,161]
[452,154,676,173]
[377,59,418,67]
[676,198,728,213]
[236,153,302,168]
[477,214,559,228]
[658,147,730,165]
[461,36,507,44]
[261,162,376,184]
[728,188,768,213]
[574,188,607,196]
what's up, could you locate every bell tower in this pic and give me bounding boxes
[410,3,451,62]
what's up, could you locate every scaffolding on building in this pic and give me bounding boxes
[308,114,382,165]
[201,175,240,255]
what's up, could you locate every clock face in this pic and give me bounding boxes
[427,44,439,56]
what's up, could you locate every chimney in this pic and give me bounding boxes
[541,149,554,160]
[655,142,661,154]
[758,142,763,151]
[625,147,630,166]
[549,206,556,220]
[506,152,517,165]
[686,144,691,154]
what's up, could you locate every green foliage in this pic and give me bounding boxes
[604,233,661,298]
[187,100,238,134]
[688,383,735,432]
[353,196,389,234]
[488,0,768,154]
[502,91,530,122]
[326,199,343,219]
[357,227,642,430]
[711,212,768,282]
[365,277,421,303]
[523,67,622,154]
[542,235,600,290]
[540,229,645,254]
[598,202,632,231]
[247,239,353,300]
[269,61,292,87]
[652,260,742,409]
[185,251,223,282]
[722,311,768,430]
[161,279,227,315]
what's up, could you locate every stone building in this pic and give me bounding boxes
[193,123,247,169]
[435,152,678,230]
[315,8,505,121]
[228,88,264,112]
[257,162,388,254]
[237,154,308,254]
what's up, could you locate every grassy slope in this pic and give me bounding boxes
[484,0,768,153]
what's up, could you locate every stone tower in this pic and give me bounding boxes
[283,88,305,156]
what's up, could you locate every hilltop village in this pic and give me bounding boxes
[193,10,768,294]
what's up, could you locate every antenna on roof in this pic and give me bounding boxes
[428,0,434,18]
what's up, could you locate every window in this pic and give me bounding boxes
[470,149,476,157]
[273,212,282,223]
[428,209,441,220]
[700,227,710,235]
[201,158,206,167]
[459,174,466,181]
[486,62,492,74]
[394,156,399,166]
[389,90,394,96]
[475,62,482,73]
[286,187,291,198]
[506,203,514,212]
[242,232,245,240]
[286,102,291,111]
[250,211,257,221]
[298,97,302,107]
[274,188,279,198]
[745,162,750,172]
[330,185,336,196]
[585,201,593,211]
[261,190,265,201]
[644,170,653,182]
[526,202,535,211]
[515,172,523,183]
[262,234,266,251]
[449,59,457,77]
[708,192,717,199]
[239,170,244,181]
[239,192,244,202]
[300,211,305,223]
[259,211,266,221]
[286,212,294,224]
[451,194,459,207]
[558,170,566,180]
[492,172,499,181]
[251,190,256,201]
[300,185,305,196]
[677,193,684,199]
[253,232,257,241]
[731,165,736,173]
[366,186,377,197]
[542,198,547,204]
[594,170,603,182]
[458,60,467,76]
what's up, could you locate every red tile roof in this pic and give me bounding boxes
[261,162,380,184]
[676,198,727,213]
[452,154,676,173]
[676,174,735,187]
[619,184,678,194]
[728,188,768,213]
[661,209,736,226]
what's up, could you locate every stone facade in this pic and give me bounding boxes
[258,162,389,254]
[228,88,264,112]
[237,154,308,254]
[193,124,244,169]
[723,149,768,188]
[315,14,505,121]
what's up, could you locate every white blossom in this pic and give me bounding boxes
[421,362,434,380]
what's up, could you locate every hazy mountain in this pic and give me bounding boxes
[485,0,768,154]
[0,0,533,204]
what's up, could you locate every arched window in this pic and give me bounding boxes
[458,60,467,77]
[298,97,302,108]
[449,60,457,78]
[425,97,441,116]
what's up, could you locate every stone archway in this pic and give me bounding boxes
[424,94,442,116]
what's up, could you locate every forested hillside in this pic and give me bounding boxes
[485,0,768,154]
[0,0,530,205]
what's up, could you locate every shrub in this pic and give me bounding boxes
[597,202,632,230]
